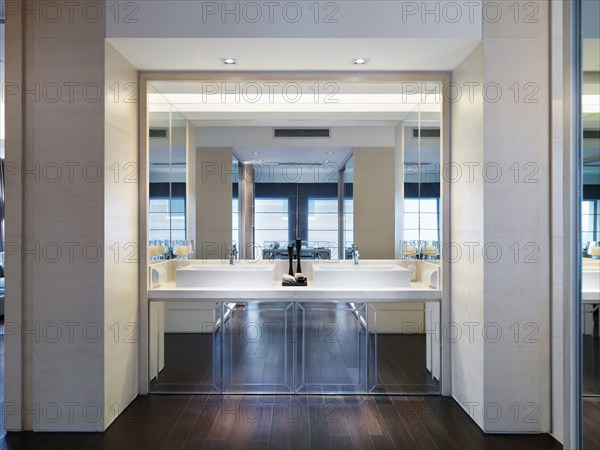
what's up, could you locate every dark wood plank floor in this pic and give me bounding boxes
[3,317,600,448]
[583,335,600,395]
[583,397,600,450]
[0,394,565,450]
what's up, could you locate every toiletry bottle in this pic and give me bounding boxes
[296,239,302,274]
[408,256,417,282]
[287,244,294,276]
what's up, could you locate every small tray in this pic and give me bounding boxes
[282,280,308,287]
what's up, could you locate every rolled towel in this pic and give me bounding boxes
[282,274,295,283]
[175,245,190,256]
[403,245,417,256]
[149,245,166,256]
[423,245,438,256]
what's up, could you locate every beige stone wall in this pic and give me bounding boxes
[195,147,233,260]
[4,4,140,431]
[353,147,396,259]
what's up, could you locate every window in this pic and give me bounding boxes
[308,198,338,246]
[582,200,600,248]
[343,198,354,249]
[149,197,186,241]
[254,198,289,248]
[232,198,239,246]
[404,198,440,242]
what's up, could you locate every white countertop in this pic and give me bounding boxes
[148,280,441,302]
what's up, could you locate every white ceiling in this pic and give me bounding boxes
[148,78,441,167]
[108,38,479,71]
[148,80,441,126]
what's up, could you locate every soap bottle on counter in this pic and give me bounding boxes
[403,242,418,282]
[407,257,418,282]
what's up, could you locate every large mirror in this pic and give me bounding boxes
[582,0,600,446]
[402,104,441,263]
[147,80,442,262]
[148,91,192,260]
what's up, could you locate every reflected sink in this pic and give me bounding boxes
[312,264,411,289]
[176,264,274,288]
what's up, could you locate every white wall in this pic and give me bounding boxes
[5,5,140,431]
[106,1,482,39]
[450,0,551,433]
[103,42,139,430]
[5,8,107,431]
[450,43,486,428]
[481,0,550,432]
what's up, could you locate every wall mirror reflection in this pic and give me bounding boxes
[582,1,600,446]
[582,73,600,397]
[146,79,443,395]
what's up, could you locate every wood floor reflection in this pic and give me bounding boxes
[150,303,439,394]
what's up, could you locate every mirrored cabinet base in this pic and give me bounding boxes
[149,300,441,396]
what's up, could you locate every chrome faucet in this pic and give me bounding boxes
[229,244,238,265]
[352,245,360,265]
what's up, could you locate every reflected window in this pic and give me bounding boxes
[404,198,440,242]
[232,198,239,246]
[149,197,186,241]
[344,198,354,249]
[582,200,600,248]
[308,198,338,246]
[255,198,289,247]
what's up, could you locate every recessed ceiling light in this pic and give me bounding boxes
[324,160,330,163]
[221,58,237,65]
[352,58,369,65]
[252,152,260,155]
[327,152,335,155]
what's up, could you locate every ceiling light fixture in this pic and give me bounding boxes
[352,58,369,65]
[327,152,335,155]
[252,152,260,155]
[221,58,237,65]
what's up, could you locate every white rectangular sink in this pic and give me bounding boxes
[176,264,274,288]
[312,264,411,289]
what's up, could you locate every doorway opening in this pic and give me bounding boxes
[143,76,447,396]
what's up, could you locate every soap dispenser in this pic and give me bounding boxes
[295,239,302,274]
[407,256,418,282]
[404,242,418,282]
[287,244,294,277]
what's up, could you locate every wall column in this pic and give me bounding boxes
[450,0,551,433]
[4,3,139,431]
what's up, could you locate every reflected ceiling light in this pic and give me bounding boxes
[252,152,260,155]
[327,152,335,155]
[221,58,237,65]
[352,58,369,65]
[324,160,330,163]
